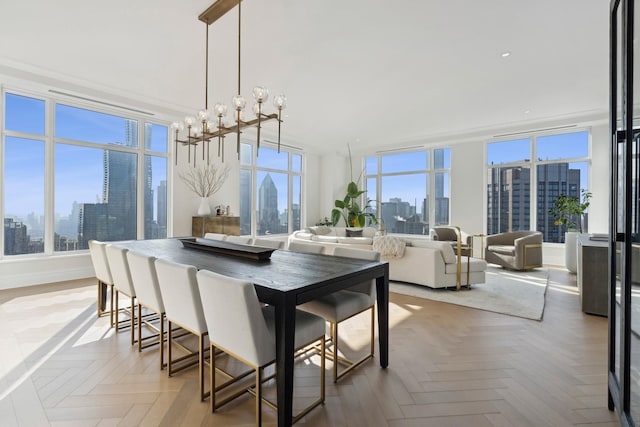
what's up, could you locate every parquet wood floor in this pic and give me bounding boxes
[0,267,619,426]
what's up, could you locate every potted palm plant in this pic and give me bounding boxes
[331,181,378,228]
[331,146,378,229]
[549,189,592,273]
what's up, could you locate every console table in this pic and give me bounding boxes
[191,215,240,237]
[577,234,608,316]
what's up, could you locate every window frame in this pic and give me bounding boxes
[365,147,451,235]
[1,86,171,258]
[485,129,591,243]
[239,141,304,236]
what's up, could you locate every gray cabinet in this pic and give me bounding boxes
[576,234,608,317]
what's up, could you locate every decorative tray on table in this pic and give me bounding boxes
[179,237,275,261]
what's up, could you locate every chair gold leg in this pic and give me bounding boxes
[160,313,165,370]
[131,297,136,346]
[138,304,143,352]
[256,366,263,427]
[210,343,216,413]
[115,290,120,333]
[332,322,339,383]
[199,333,205,401]
[168,320,173,377]
[109,284,114,327]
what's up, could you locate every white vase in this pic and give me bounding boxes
[197,197,211,216]
[564,231,578,273]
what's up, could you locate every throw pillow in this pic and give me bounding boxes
[345,228,363,237]
[307,225,332,235]
[373,235,406,258]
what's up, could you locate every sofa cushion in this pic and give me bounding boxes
[337,237,373,245]
[311,235,339,243]
[373,235,406,258]
[293,232,314,241]
[445,258,487,274]
[487,245,515,256]
[407,239,456,264]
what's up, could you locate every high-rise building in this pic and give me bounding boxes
[157,180,167,236]
[258,173,282,234]
[487,163,580,242]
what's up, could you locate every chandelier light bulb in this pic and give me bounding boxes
[197,109,210,121]
[192,125,202,137]
[214,103,228,117]
[253,103,261,117]
[253,86,269,103]
[206,120,216,131]
[184,116,196,126]
[273,94,287,110]
[232,94,246,111]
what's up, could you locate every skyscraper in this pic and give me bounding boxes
[258,173,281,234]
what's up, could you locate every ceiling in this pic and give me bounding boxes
[0,0,609,155]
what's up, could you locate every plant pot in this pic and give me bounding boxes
[565,231,578,273]
[197,197,211,216]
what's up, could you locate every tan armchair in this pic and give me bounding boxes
[485,231,542,270]
[431,226,472,257]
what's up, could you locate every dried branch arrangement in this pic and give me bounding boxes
[178,163,231,198]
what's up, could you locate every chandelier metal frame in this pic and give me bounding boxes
[172,0,286,166]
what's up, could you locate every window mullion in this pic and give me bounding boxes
[44,98,55,254]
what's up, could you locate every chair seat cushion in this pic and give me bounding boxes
[487,245,516,256]
[298,290,372,323]
[263,306,325,349]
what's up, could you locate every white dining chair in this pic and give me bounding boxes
[126,250,166,370]
[252,238,284,249]
[287,241,326,254]
[154,258,210,401]
[196,269,326,425]
[104,244,138,345]
[203,233,227,241]
[88,240,114,325]
[225,235,252,245]
[298,246,379,382]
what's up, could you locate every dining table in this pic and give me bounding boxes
[113,237,389,427]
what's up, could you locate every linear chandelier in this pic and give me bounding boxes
[171,0,286,166]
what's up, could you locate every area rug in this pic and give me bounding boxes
[390,266,549,320]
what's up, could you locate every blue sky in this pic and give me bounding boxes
[4,93,168,220]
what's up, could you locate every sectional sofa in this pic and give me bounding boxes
[287,226,487,289]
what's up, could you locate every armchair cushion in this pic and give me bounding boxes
[485,230,543,270]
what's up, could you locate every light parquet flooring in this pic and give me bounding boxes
[0,267,619,426]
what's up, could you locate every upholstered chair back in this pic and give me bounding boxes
[288,241,326,254]
[333,246,380,298]
[252,238,284,249]
[105,245,136,297]
[88,240,113,286]
[126,251,165,313]
[203,233,226,241]
[225,235,252,245]
[155,258,207,335]
[196,269,275,367]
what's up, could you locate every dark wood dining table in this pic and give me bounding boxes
[113,238,389,427]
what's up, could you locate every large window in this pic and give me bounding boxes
[2,91,169,256]
[486,130,589,243]
[239,143,302,236]
[365,148,450,235]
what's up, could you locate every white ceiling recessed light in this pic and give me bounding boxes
[501,52,511,58]
[524,110,530,114]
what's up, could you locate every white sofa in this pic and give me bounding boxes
[288,227,487,289]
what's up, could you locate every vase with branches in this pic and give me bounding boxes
[179,163,231,215]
